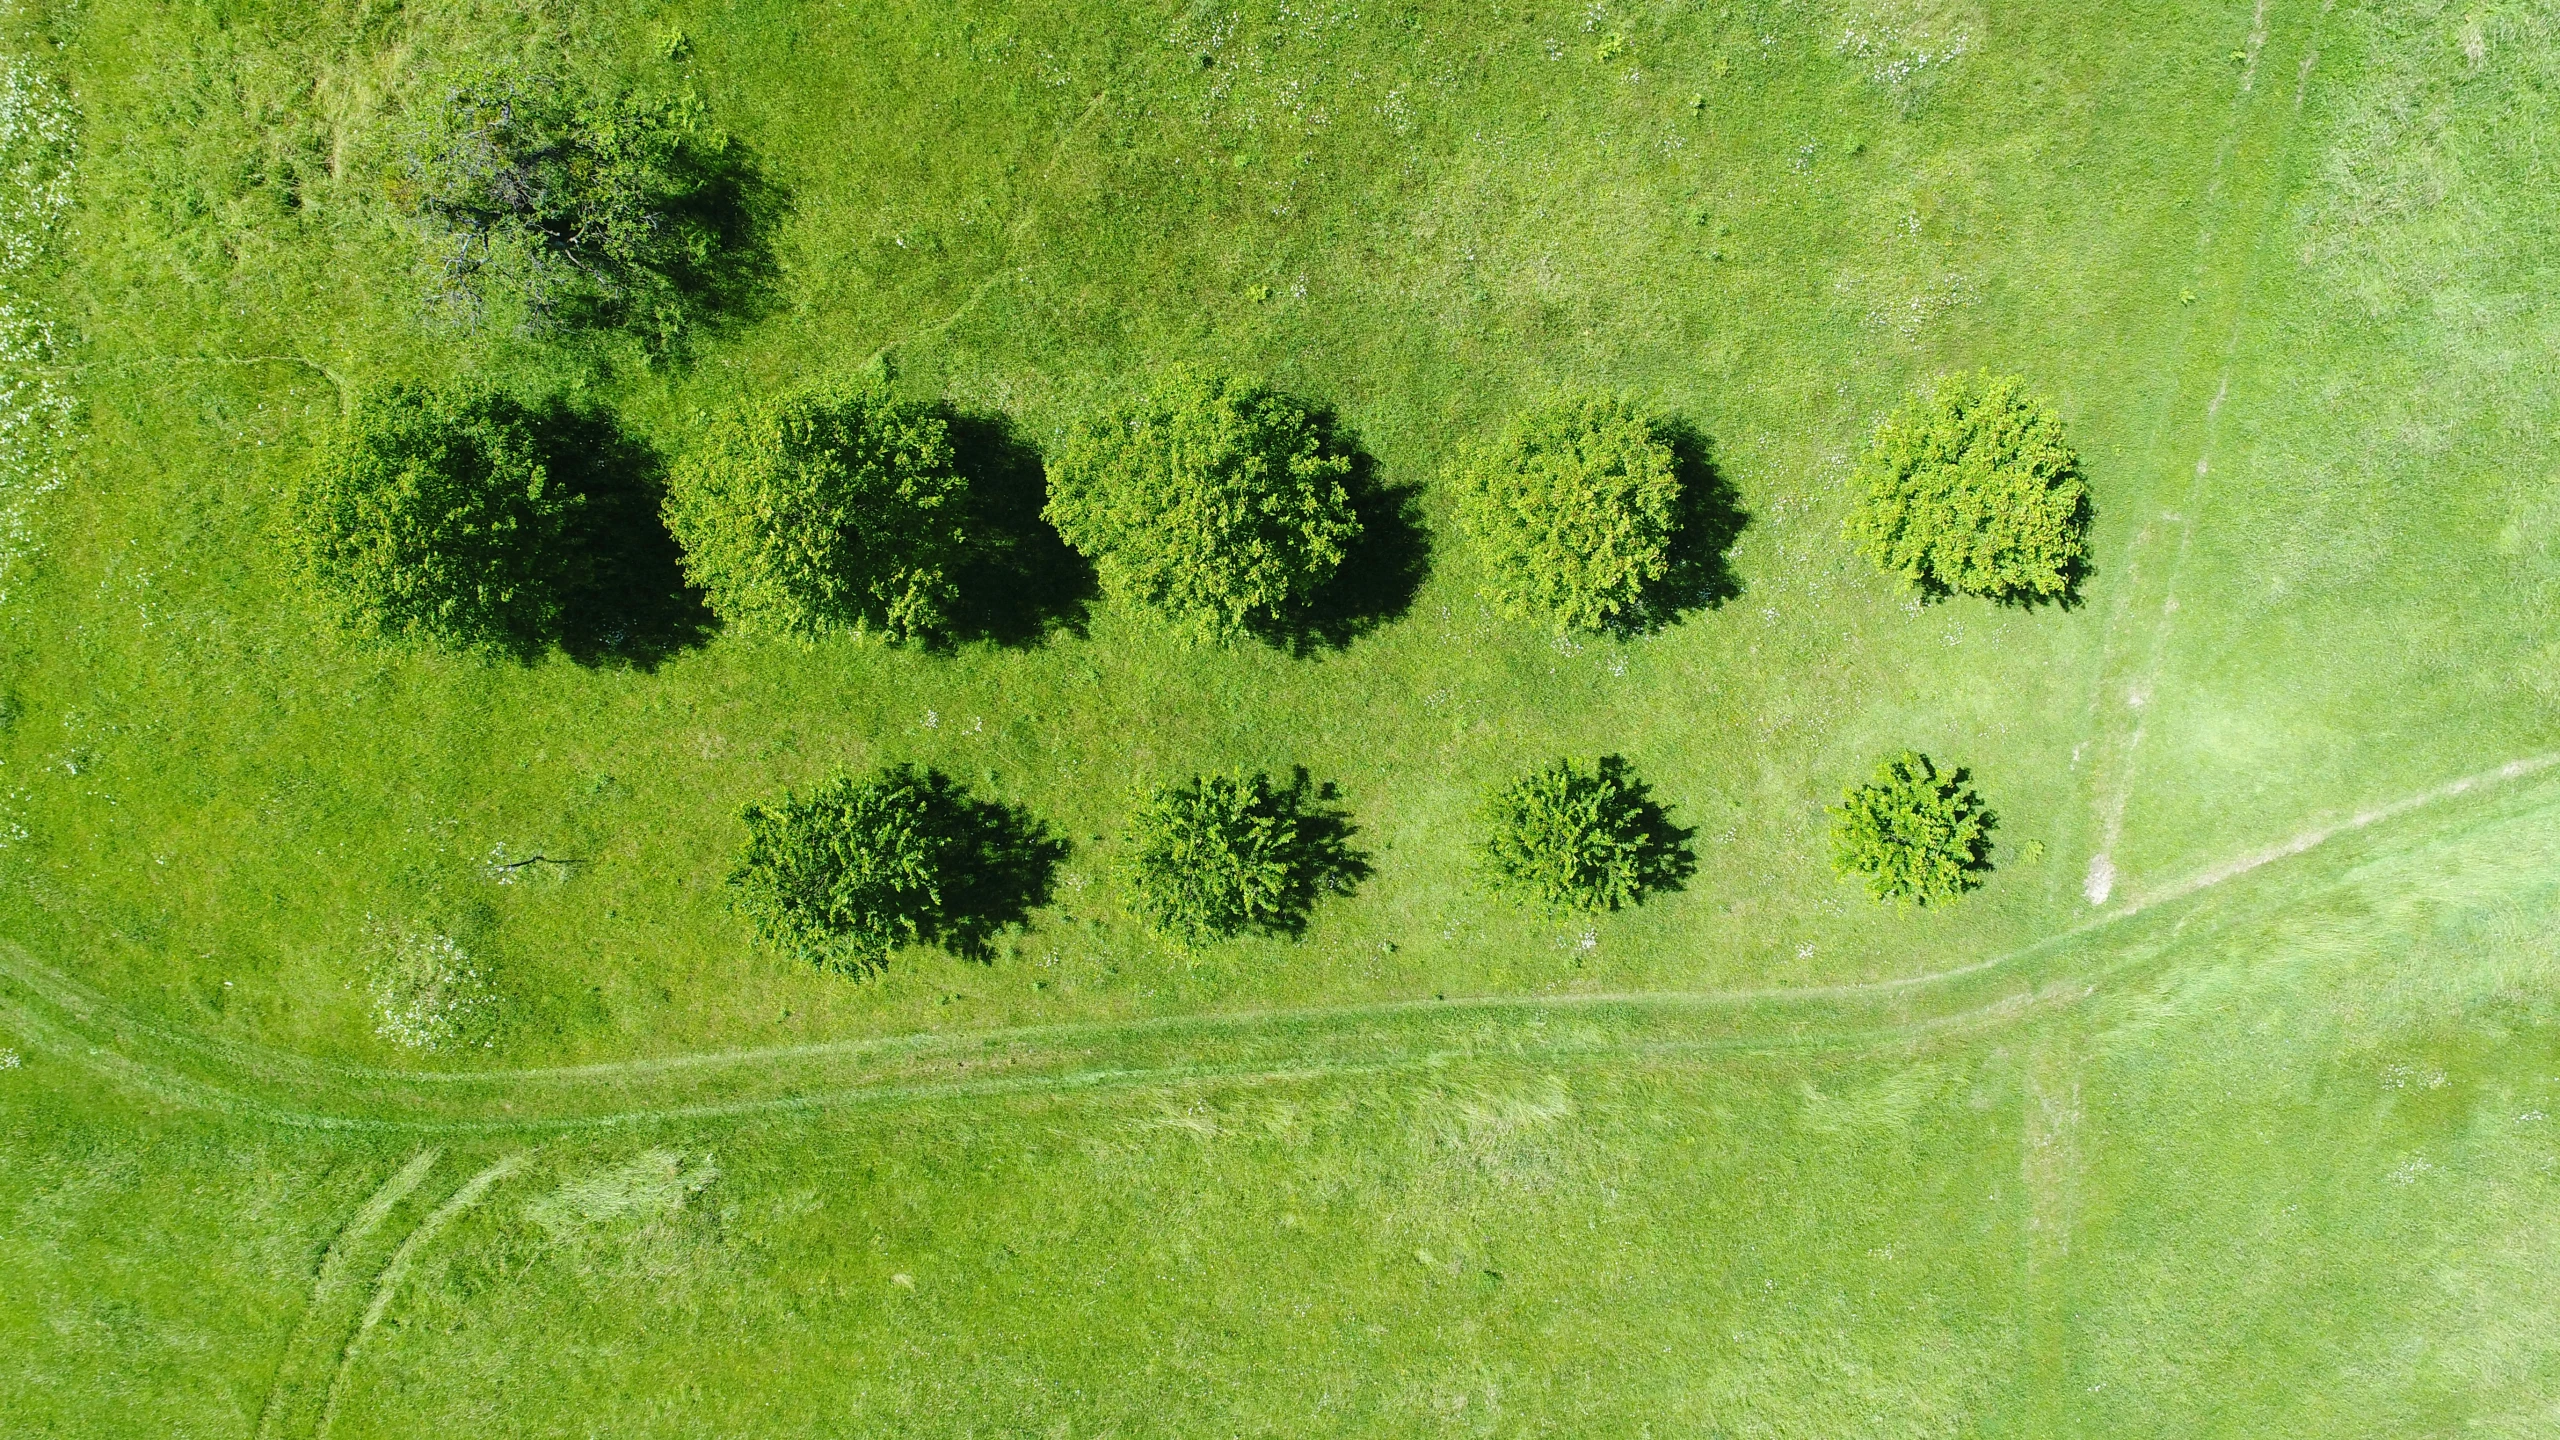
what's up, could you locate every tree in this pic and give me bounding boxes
[728,766,1065,971]
[1475,755,1690,914]
[391,65,718,340]
[1827,750,1994,905]
[662,376,969,643]
[287,382,583,654]
[1045,368,1358,643]
[1121,769,1367,948]
[1450,393,1684,635]
[1847,371,2089,603]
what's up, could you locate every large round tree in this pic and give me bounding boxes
[287,381,583,655]
[662,376,969,643]
[1044,368,1358,643]
[1450,393,1683,636]
[1847,371,2089,603]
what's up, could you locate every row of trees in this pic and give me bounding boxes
[288,369,2051,969]
[729,754,1668,970]
[289,365,2087,654]
[726,744,1990,971]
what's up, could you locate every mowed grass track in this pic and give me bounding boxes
[5,0,2560,1433]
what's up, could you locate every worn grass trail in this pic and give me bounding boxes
[251,1149,439,1440]
[8,747,2554,1136]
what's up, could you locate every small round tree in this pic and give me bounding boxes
[392,65,708,338]
[731,766,1032,972]
[1044,369,1358,642]
[1828,750,1994,905]
[1476,755,1683,914]
[287,382,583,654]
[1122,769,1362,947]
[663,377,969,643]
[1450,393,1683,635]
[1847,371,2089,603]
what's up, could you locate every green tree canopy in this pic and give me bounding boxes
[1044,369,1358,643]
[1121,769,1367,948]
[287,382,583,655]
[729,765,1064,971]
[1827,750,1995,905]
[1847,371,2089,603]
[1450,393,1684,635]
[1475,755,1690,914]
[662,376,969,643]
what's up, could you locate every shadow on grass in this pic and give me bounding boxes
[658,137,789,343]
[1639,419,1749,630]
[941,409,1097,647]
[532,404,714,669]
[917,773,1073,961]
[1257,411,1432,654]
[1257,767,1375,937]
[1605,754,1701,905]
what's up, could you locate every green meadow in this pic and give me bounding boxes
[4,0,2558,1432]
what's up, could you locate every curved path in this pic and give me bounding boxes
[7,749,2556,1136]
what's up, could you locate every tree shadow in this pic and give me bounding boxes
[1256,767,1376,937]
[530,403,714,668]
[914,771,1072,961]
[1636,419,1749,630]
[1256,411,1432,654]
[657,136,789,344]
[1600,754,1699,908]
[940,409,1097,647]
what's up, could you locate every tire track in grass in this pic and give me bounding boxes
[252,1148,442,1440]
[313,1151,532,1440]
[2078,0,2332,908]
[5,748,2556,1137]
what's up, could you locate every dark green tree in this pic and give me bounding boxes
[1475,755,1691,914]
[1828,750,1995,905]
[1121,769,1368,948]
[1847,371,2089,603]
[287,382,583,654]
[1045,368,1358,643]
[662,376,969,643]
[729,766,1065,971]
[1451,393,1683,635]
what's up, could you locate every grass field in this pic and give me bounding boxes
[5,0,2559,1432]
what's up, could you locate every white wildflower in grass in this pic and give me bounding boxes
[0,1047,18,1069]
[0,47,76,608]
[0,53,75,276]
[1837,0,1975,93]
[365,920,500,1050]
